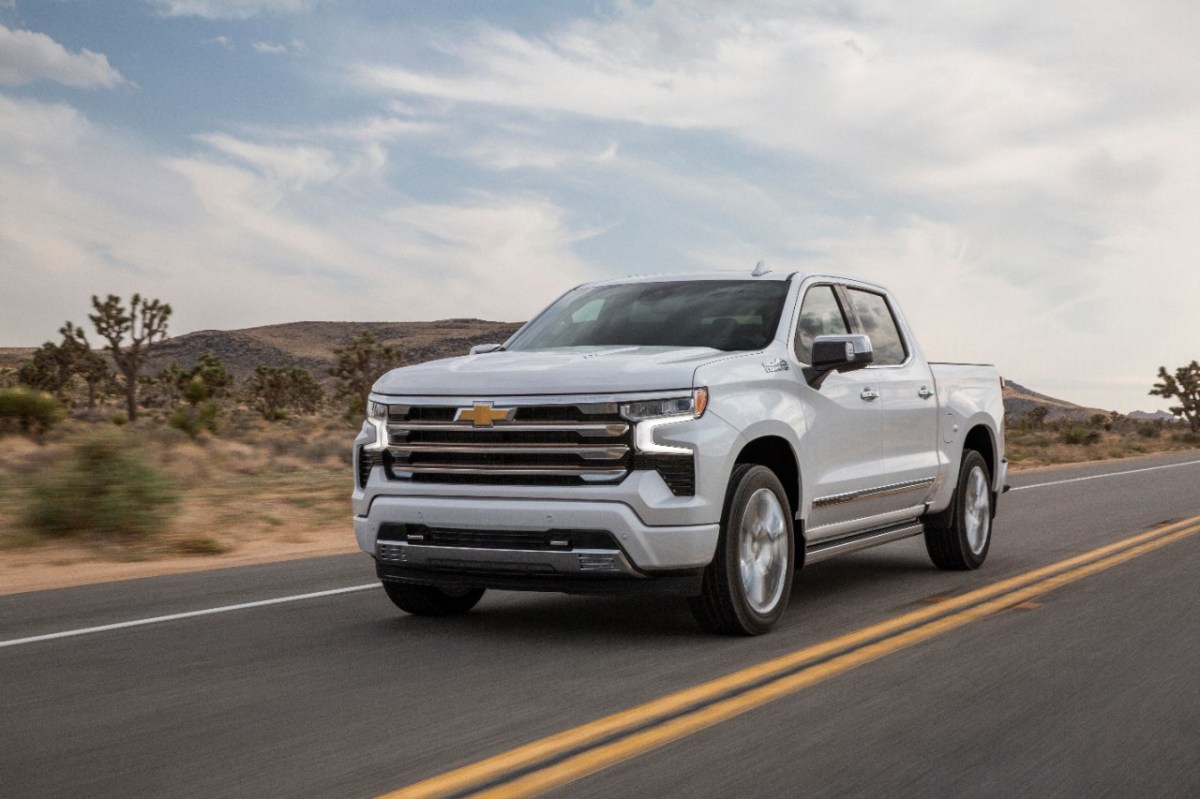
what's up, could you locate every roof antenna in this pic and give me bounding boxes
[752,260,771,277]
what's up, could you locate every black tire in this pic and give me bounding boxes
[689,464,795,635]
[382,582,485,616]
[923,449,992,570]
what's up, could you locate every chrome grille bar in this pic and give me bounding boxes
[388,422,629,436]
[389,444,628,461]
[395,465,628,481]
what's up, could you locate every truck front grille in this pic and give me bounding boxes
[383,403,632,486]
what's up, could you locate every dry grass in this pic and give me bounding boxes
[1006,426,1199,469]
[0,412,356,592]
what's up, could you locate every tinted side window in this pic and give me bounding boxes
[794,285,850,363]
[845,289,907,365]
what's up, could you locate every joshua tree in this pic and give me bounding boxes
[329,332,402,419]
[184,352,233,400]
[62,323,112,409]
[89,294,172,422]
[1150,360,1200,433]
[17,321,110,407]
[248,366,324,420]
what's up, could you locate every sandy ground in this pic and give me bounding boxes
[0,532,358,597]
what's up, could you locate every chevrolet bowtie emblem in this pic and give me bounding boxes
[455,402,514,427]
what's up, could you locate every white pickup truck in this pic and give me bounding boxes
[353,268,1006,634]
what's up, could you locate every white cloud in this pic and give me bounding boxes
[196,131,385,187]
[0,95,587,357]
[146,0,314,19]
[252,38,306,55]
[0,23,125,87]
[206,36,235,50]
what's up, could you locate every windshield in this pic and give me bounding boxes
[508,280,790,352]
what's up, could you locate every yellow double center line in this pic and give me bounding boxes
[381,515,1200,799]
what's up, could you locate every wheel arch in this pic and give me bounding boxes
[963,424,998,481]
[733,435,800,528]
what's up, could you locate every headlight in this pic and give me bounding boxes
[367,400,388,420]
[364,400,388,451]
[624,388,708,456]
[620,388,708,422]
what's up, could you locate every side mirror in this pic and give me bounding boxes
[469,343,504,355]
[803,334,873,388]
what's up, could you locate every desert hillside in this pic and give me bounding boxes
[145,319,524,385]
[1002,381,1112,422]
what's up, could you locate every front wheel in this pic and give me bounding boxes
[382,582,485,616]
[923,449,992,570]
[689,464,795,635]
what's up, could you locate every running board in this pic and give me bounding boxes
[804,521,925,565]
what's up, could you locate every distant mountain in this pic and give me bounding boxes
[0,348,35,371]
[1128,409,1176,422]
[145,319,524,385]
[1001,381,1111,422]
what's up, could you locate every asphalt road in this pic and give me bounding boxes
[2,451,1199,798]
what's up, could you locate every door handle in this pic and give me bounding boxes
[860,388,880,401]
[918,386,934,399]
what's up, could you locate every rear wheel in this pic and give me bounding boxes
[923,449,992,570]
[382,582,485,616]
[689,464,795,635]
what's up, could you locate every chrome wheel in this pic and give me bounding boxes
[738,487,789,614]
[963,465,991,556]
[924,450,992,571]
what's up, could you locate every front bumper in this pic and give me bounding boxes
[355,495,720,573]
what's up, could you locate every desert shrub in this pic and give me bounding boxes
[170,399,220,440]
[22,430,178,541]
[1138,423,1160,439]
[1056,422,1094,441]
[0,388,65,437]
[174,536,231,555]
[111,412,128,426]
[1172,431,1200,446]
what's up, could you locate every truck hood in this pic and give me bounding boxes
[372,346,724,397]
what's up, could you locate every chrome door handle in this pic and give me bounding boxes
[918,386,934,399]
[860,388,880,401]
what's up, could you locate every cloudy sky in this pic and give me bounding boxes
[1,0,1197,412]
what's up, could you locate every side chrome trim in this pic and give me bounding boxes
[804,521,924,564]
[812,478,936,510]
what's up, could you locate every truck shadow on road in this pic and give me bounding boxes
[361,549,939,641]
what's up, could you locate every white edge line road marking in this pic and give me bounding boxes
[0,584,379,649]
[4,457,1199,650]
[1008,458,1200,492]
